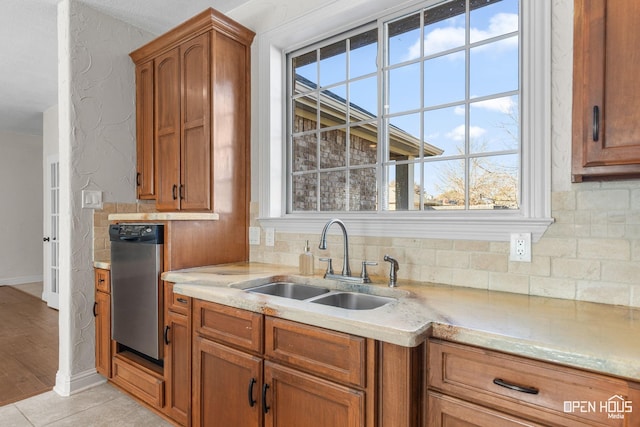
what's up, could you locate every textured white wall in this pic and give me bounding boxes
[56,0,153,395]
[0,131,43,285]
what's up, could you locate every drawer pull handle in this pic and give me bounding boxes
[592,105,600,142]
[248,378,256,407]
[93,302,98,317]
[262,383,270,414]
[164,326,171,345]
[176,297,188,304]
[493,378,539,395]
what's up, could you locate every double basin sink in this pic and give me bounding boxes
[245,281,395,310]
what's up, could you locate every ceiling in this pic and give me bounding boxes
[2,0,251,136]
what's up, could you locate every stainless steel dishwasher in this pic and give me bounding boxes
[109,223,164,361]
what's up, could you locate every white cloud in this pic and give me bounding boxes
[472,97,515,114]
[446,124,486,141]
[402,13,518,61]
[454,105,465,115]
[472,13,518,43]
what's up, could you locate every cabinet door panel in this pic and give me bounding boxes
[181,33,211,211]
[155,47,181,210]
[164,310,190,426]
[573,0,640,180]
[264,362,364,427]
[94,290,111,378]
[135,61,155,199]
[192,335,262,427]
[585,1,640,165]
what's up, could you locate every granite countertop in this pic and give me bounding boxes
[164,262,640,382]
[108,212,219,221]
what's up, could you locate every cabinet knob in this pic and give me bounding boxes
[172,185,178,200]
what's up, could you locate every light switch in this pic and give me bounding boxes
[249,227,261,245]
[81,190,103,209]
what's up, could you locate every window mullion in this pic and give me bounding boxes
[464,0,471,209]
[378,21,387,213]
[315,48,321,212]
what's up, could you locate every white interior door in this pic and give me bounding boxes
[44,155,59,309]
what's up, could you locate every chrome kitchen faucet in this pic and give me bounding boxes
[318,219,377,283]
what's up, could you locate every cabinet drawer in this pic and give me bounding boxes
[265,316,366,388]
[428,339,639,427]
[112,354,164,408]
[428,392,545,427]
[95,268,110,293]
[165,282,190,315]
[193,299,262,354]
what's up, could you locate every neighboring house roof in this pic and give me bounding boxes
[293,74,444,158]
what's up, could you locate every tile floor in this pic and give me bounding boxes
[0,382,173,426]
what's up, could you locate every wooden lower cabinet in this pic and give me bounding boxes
[264,362,364,427]
[94,268,111,378]
[428,392,544,427]
[94,286,111,378]
[427,339,640,427]
[192,335,262,427]
[191,301,385,427]
[164,307,191,425]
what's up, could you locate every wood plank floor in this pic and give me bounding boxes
[0,286,58,406]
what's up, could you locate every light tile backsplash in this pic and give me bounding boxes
[249,185,640,308]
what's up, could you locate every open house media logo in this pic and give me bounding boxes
[564,395,633,420]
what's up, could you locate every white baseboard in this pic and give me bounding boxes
[53,369,107,397]
[0,275,44,285]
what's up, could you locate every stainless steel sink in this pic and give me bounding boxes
[246,282,330,300]
[310,292,394,310]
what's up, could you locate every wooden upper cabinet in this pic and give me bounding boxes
[155,47,181,210]
[130,8,255,212]
[135,61,155,199]
[572,0,640,181]
[180,33,211,211]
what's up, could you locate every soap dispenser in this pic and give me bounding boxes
[299,240,314,275]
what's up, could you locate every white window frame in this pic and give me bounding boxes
[255,0,552,241]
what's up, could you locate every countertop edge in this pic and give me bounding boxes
[165,263,640,382]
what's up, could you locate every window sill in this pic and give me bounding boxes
[258,213,554,242]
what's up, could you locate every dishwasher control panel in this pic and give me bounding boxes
[109,223,164,243]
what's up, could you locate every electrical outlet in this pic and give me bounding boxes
[265,228,275,247]
[510,232,532,262]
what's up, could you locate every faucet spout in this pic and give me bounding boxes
[319,219,351,277]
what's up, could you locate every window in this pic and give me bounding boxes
[289,0,520,213]
[258,0,552,240]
